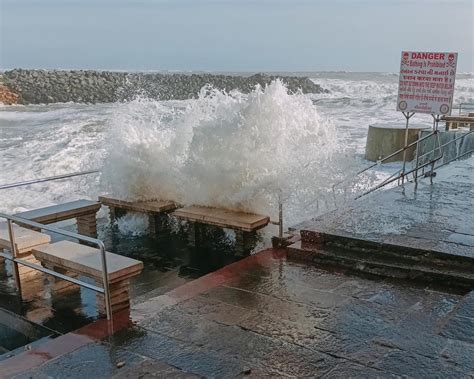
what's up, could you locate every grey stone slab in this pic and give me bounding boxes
[373,349,471,378]
[440,315,474,344]
[13,342,146,379]
[323,361,399,378]
[112,359,198,378]
[451,291,474,319]
[440,339,474,371]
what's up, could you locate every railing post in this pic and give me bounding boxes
[278,191,283,238]
[7,220,22,293]
[98,241,112,320]
[401,111,414,184]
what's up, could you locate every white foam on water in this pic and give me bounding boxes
[115,212,150,237]
[100,80,361,227]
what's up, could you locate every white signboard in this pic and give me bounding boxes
[397,51,457,115]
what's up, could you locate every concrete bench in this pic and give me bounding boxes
[0,222,52,287]
[442,115,474,130]
[32,240,144,315]
[14,200,101,238]
[99,195,178,236]
[173,206,270,255]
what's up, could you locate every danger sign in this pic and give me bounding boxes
[397,51,457,115]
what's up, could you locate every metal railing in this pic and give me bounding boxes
[457,102,474,115]
[332,121,473,203]
[0,213,112,320]
[0,169,100,190]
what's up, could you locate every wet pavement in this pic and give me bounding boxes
[294,157,474,261]
[4,248,473,378]
[0,220,240,341]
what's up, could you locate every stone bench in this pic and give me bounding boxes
[32,240,144,315]
[14,199,101,238]
[99,195,177,237]
[173,206,270,256]
[442,115,474,130]
[0,222,51,276]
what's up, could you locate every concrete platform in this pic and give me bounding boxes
[3,249,473,378]
[289,157,474,288]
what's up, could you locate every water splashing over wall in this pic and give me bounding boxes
[101,80,359,226]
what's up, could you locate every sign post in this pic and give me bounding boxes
[396,51,458,183]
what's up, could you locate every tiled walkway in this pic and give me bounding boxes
[5,248,473,378]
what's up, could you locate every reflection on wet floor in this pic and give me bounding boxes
[7,249,472,378]
[0,219,243,345]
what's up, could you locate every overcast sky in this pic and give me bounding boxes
[1,0,472,72]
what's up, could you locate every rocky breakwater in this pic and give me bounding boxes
[0,82,20,105]
[1,69,327,104]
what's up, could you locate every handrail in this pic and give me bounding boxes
[458,102,474,115]
[0,169,100,190]
[0,212,112,320]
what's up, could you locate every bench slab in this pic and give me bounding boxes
[0,222,51,255]
[173,206,270,232]
[99,196,177,214]
[32,241,143,283]
[14,200,101,224]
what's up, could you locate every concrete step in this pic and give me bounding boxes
[288,241,474,290]
[300,229,474,272]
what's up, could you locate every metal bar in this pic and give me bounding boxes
[416,130,474,161]
[356,156,442,199]
[0,169,100,190]
[353,130,435,178]
[278,192,283,238]
[7,220,22,293]
[99,242,112,320]
[0,213,112,320]
[401,112,412,183]
[435,148,474,170]
[0,252,105,293]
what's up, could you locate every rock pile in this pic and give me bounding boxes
[0,69,327,104]
[0,83,20,105]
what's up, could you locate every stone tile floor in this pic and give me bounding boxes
[295,157,474,260]
[6,248,474,378]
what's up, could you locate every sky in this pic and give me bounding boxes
[0,0,473,72]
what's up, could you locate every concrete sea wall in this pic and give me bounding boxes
[0,69,327,104]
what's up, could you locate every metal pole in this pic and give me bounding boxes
[7,220,22,293]
[0,169,100,190]
[401,111,414,184]
[278,191,283,238]
[98,241,112,320]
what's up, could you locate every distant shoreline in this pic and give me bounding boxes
[0,69,327,105]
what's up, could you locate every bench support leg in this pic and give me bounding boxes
[97,279,131,316]
[187,222,204,248]
[16,254,45,301]
[77,214,98,238]
[148,214,170,238]
[44,264,81,296]
[235,231,256,257]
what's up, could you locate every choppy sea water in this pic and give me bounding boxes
[1,72,472,223]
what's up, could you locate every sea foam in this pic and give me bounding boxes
[100,80,357,226]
